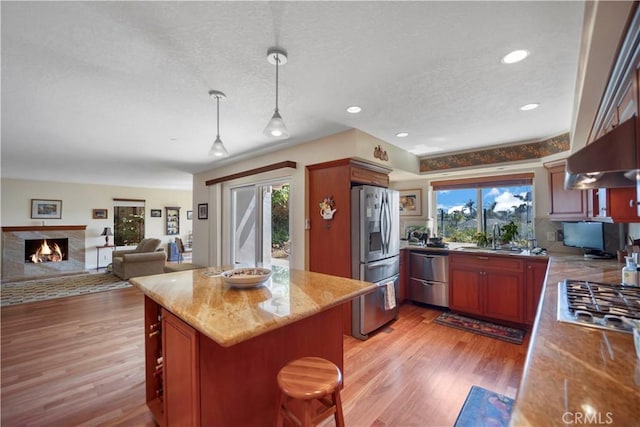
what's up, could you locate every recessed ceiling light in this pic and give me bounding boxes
[396,132,409,138]
[501,49,529,64]
[346,106,362,114]
[520,103,540,111]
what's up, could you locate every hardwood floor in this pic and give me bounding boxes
[1,289,528,426]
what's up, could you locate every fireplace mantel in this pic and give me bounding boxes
[2,225,87,232]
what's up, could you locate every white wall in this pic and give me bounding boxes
[1,178,192,271]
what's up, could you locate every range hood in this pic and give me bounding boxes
[565,116,639,190]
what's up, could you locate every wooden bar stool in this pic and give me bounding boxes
[276,356,345,427]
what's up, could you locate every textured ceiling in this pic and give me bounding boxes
[1,1,585,190]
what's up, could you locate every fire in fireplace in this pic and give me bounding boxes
[25,239,68,263]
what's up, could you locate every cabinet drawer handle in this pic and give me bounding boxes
[476,256,489,260]
[630,199,636,208]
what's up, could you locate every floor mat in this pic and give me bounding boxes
[454,385,514,427]
[434,312,525,344]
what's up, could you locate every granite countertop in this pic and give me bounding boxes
[130,266,376,347]
[510,256,640,426]
[401,242,550,260]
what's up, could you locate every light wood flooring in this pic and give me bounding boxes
[1,287,529,426]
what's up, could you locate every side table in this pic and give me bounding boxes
[96,245,116,271]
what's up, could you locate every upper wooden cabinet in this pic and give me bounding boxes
[545,162,590,220]
[594,187,640,222]
[350,165,389,187]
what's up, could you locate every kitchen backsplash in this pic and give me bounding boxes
[536,218,628,255]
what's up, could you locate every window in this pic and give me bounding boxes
[113,199,145,246]
[433,175,533,245]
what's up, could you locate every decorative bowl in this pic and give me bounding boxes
[221,268,272,288]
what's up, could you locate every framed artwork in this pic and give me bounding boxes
[165,207,180,235]
[187,210,193,220]
[92,208,108,219]
[399,189,422,217]
[198,203,208,220]
[150,209,162,218]
[31,199,62,219]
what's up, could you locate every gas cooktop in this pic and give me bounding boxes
[557,279,640,334]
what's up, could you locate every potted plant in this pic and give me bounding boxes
[472,231,491,247]
[500,221,519,246]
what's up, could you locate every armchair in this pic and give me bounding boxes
[112,238,166,280]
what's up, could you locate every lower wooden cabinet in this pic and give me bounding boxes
[399,249,409,303]
[449,253,539,325]
[162,308,200,426]
[449,265,483,316]
[524,259,549,325]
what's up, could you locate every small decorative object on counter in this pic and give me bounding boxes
[622,255,639,287]
[319,196,336,228]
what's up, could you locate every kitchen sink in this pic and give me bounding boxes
[452,246,545,256]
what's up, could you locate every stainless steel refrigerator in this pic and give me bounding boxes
[350,185,400,340]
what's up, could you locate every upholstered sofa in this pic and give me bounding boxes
[112,238,166,280]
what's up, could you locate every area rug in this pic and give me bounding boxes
[434,312,525,344]
[454,385,514,427]
[1,273,131,307]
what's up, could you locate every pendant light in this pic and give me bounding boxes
[208,90,228,157]
[263,47,289,139]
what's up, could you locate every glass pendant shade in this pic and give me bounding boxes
[263,109,289,138]
[209,136,228,157]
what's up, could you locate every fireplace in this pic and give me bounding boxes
[25,238,69,263]
[2,225,86,281]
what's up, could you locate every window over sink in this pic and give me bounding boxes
[432,174,533,246]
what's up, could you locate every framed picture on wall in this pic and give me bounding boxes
[198,203,208,220]
[399,189,422,216]
[31,199,62,219]
[165,207,180,235]
[92,208,108,219]
[150,209,161,218]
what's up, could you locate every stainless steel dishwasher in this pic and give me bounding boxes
[408,251,449,307]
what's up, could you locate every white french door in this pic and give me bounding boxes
[230,181,285,268]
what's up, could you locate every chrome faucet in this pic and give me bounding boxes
[492,223,501,250]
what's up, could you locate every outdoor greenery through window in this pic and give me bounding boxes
[113,200,145,246]
[433,176,533,247]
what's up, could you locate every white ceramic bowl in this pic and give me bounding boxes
[221,268,272,288]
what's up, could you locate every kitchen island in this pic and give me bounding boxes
[510,256,640,426]
[131,266,376,427]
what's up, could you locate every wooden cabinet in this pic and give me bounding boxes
[399,249,409,303]
[545,162,590,220]
[449,253,524,324]
[449,264,483,316]
[524,259,549,325]
[162,308,199,427]
[144,296,165,426]
[144,297,200,427]
[350,166,389,187]
[307,158,391,333]
[595,187,639,222]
